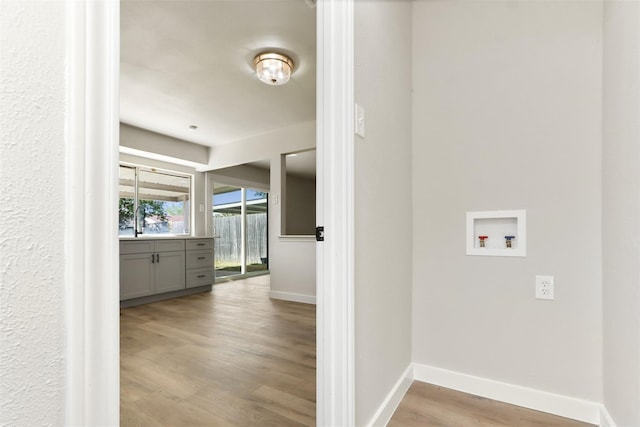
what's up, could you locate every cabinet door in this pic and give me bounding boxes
[154,250,186,293]
[120,253,155,300]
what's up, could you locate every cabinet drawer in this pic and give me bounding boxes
[186,249,213,269]
[120,240,155,255]
[120,239,185,254]
[155,239,185,252]
[186,239,213,250]
[186,267,214,288]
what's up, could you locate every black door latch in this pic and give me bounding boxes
[315,226,324,242]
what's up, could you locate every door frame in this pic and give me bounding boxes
[316,0,356,425]
[64,0,355,424]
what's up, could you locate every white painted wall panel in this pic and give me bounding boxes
[412,0,603,402]
[269,155,316,300]
[354,1,414,424]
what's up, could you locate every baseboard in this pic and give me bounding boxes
[366,364,414,427]
[268,290,316,305]
[413,363,601,425]
[599,405,617,427]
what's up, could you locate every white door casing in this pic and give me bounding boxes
[65,0,120,425]
[64,0,356,424]
[316,0,356,426]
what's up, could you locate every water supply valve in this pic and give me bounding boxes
[478,235,488,248]
[505,235,515,248]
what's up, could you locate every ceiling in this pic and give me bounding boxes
[120,0,317,149]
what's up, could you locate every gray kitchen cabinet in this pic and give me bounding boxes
[120,238,213,303]
[185,239,214,289]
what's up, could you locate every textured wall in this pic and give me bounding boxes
[0,1,66,424]
[412,0,603,401]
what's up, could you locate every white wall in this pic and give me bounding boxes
[268,155,316,303]
[285,174,316,235]
[412,0,603,403]
[354,1,414,424]
[121,123,210,166]
[205,120,315,171]
[120,153,208,237]
[602,0,640,424]
[208,164,270,192]
[0,1,66,424]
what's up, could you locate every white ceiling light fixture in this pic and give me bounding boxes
[253,52,295,86]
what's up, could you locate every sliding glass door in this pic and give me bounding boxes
[212,184,268,279]
[245,189,268,273]
[212,185,243,278]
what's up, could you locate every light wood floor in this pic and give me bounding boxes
[120,275,316,426]
[122,275,594,427]
[388,381,596,427]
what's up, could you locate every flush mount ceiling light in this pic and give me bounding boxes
[253,52,294,86]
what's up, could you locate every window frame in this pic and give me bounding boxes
[118,162,194,237]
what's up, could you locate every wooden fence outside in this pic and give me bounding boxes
[213,213,267,265]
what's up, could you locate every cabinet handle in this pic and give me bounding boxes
[156,253,160,263]
[197,257,206,260]
[151,253,155,264]
[197,275,206,278]
[197,243,205,246]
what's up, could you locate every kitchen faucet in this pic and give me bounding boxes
[134,205,144,238]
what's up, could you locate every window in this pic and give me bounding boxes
[119,164,192,237]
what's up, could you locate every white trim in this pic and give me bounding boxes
[366,364,414,427]
[413,363,601,425]
[599,405,617,427]
[64,0,120,425]
[316,0,356,425]
[279,235,316,242]
[269,291,316,305]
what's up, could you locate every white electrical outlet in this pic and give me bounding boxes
[535,275,554,300]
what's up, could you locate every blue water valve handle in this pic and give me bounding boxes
[505,235,515,248]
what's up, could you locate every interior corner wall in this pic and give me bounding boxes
[268,155,316,300]
[602,0,640,424]
[285,174,316,235]
[354,1,413,424]
[0,1,66,424]
[411,0,603,402]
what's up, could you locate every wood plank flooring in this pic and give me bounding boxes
[388,381,596,427]
[122,275,595,427]
[120,275,316,426]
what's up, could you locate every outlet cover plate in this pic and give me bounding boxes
[535,275,554,300]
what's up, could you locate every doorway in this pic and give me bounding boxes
[65,0,355,425]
